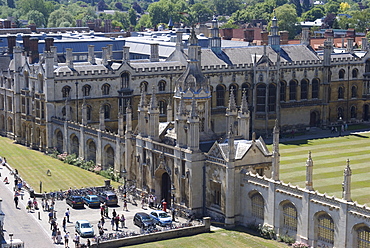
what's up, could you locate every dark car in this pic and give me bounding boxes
[98,191,118,206]
[82,195,100,208]
[66,195,84,209]
[133,212,156,229]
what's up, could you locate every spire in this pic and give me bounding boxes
[228,124,235,162]
[240,89,248,114]
[149,86,158,110]
[139,87,147,109]
[178,93,187,116]
[190,98,198,118]
[125,100,132,133]
[305,151,314,191]
[228,88,237,112]
[342,159,352,201]
[81,97,87,125]
[272,119,280,181]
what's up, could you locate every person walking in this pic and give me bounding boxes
[64,232,70,248]
[120,214,125,228]
[111,217,115,230]
[123,199,128,211]
[14,193,19,208]
[112,209,117,218]
[100,216,105,228]
[62,217,67,232]
[65,208,70,222]
[114,215,119,231]
[73,233,80,248]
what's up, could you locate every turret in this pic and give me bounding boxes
[99,104,105,131]
[342,159,352,201]
[187,98,199,151]
[226,88,237,135]
[176,94,187,147]
[123,46,130,63]
[268,15,280,51]
[323,39,332,67]
[210,16,221,54]
[148,87,159,140]
[88,45,96,64]
[305,151,314,191]
[150,43,159,62]
[238,90,250,139]
[272,119,280,181]
[137,87,148,137]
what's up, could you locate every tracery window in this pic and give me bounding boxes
[289,80,297,101]
[62,86,71,98]
[357,226,370,248]
[82,84,91,97]
[216,85,225,107]
[251,193,264,220]
[339,69,345,79]
[102,84,110,95]
[312,79,319,99]
[317,214,334,244]
[159,100,167,114]
[352,68,358,78]
[283,202,297,231]
[268,84,276,112]
[351,106,357,118]
[104,104,110,119]
[351,85,357,98]
[256,84,266,112]
[158,80,166,92]
[280,81,286,102]
[301,79,308,100]
[338,86,344,99]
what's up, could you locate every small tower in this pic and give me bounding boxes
[99,104,105,131]
[323,39,333,67]
[137,88,148,137]
[238,90,250,139]
[176,94,187,148]
[269,15,280,51]
[342,159,352,201]
[226,88,237,135]
[209,16,221,54]
[305,151,314,191]
[187,98,199,151]
[148,86,159,140]
[301,27,310,46]
[81,98,87,125]
[272,119,280,181]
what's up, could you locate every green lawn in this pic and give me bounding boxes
[0,136,119,192]
[268,131,370,205]
[126,228,289,248]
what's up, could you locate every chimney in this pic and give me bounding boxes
[107,44,113,60]
[22,35,30,55]
[150,43,159,62]
[4,20,11,28]
[301,27,310,46]
[76,19,82,27]
[244,29,254,42]
[176,31,183,50]
[104,19,112,33]
[44,37,54,52]
[7,35,16,54]
[122,46,130,63]
[362,38,368,51]
[88,45,95,64]
[50,46,58,65]
[324,29,334,39]
[346,38,354,53]
[101,47,108,66]
[280,31,289,45]
[346,29,355,38]
[29,37,39,63]
[261,31,268,45]
[66,48,73,68]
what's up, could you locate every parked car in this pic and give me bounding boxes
[82,195,100,208]
[98,191,118,206]
[75,220,94,237]
[133,212,156,229]
[149,210,172,226]
[66,195,84,208]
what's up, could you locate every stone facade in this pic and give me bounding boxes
[1,17,370,247]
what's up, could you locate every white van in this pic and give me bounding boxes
[1,239,24,248]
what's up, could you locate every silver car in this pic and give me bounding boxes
[75,220,94,237]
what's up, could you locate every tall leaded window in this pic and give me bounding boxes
[104,104,110,119]
[351,85,357,98]
[283,202,297,231]
[62,86,71,98]
[158,80,166,92]
[338,86,344,99]
[351,106,357,118]
[357,226,370,248]
[268,84,276,112]
[82,84,91,97]
[159,100,167,114]
[338,107,344,119]
[289,80,297,101]
[256,84,266,112]
[140,81,148,92]
[301,79,308,100]
[87,105,92,121]
[280,81,286,102]
[312,79,319,99]
[121,72,129,88]
[339,69,345,79]
[102,84,110,95]
[317,214,334,245]
[216,85,225,107]
[251,193,264,220]
[352,68,358,78]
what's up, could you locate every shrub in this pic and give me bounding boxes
[258,224,275,239]
[292,241,309,248]
[278,234,295,244]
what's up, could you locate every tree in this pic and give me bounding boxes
[324,0,340,14]
[136,14,151,30]
[274,4,298,39]
[7,0,15,8]
[147,0,188,27]
[26,10,45,27]
[211,0,243,16]
[128,8,137,27]
[47,7,74,27]
[190,3,213,24]
[301,6,324,21]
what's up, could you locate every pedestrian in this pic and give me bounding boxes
[114,216,119,231]
[99,227,104,236]
[65,208,70,222]
[3,177,9,184]
[141,197,145,209]
[86,238,91,248]
[111,217,115,230]
[27,198,32,212]
[120,214,125,228]
[49,211,54,222]
[14,193,19,208]
[73,233,80,248]
[64,232,70,248]
[56,228,62,244]
[51,227,57,243]
[41,199,45,211]
[112,209,117,218]
[100,216,105,228]
[105,205,109,218]
[123,199,128,211]
[62,217,67,232]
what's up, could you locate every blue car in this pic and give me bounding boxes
[149,210,172,226]
[82,195,100,208]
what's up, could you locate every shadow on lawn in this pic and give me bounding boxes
[351,133,370,139]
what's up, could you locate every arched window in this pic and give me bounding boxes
[289,80,297,101]
[216,85,225,107]
[338,107,344,119]
[251,193,264,220]
[87,105,92,121]
[280,81,286,102]
[351,106,357,118]
[256,84,266,112]
[38,74,43,93]
[62,86,71,98]
[158,80,166,92]
[241,83,249,103]
[62,106,66,116]
[283,202,297,231]
[339,69,345,79]
[352,68,358,78]
[338,86,344,99]
[121,72,130,88]
[140,81,148,92]
[317,213,334,245]
[312,78,319,99]
[82,84,91,97]
[351,85,357,98]
[102,84,110,95]
[159,100,167,114]
[301,79,308,100]
[24,71,29,90]
[104,104,110,119]
[356,226,370,248]
[268,84,276,112]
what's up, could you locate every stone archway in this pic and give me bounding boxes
[161,172,171,206]
[71,135,79,157]
[87,140,96,163]
[310,111,319,127]
[104,145,114,170]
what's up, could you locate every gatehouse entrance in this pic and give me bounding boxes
[161,172,171,207]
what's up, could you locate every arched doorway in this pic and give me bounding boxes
[364,104,369,121]
[310,111,319,127]
[161,172,171,206]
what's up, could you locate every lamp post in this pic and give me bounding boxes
[338,117,343,136]
[9,233,13,247]
[122,168,127,199]
[171,184,176,221]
